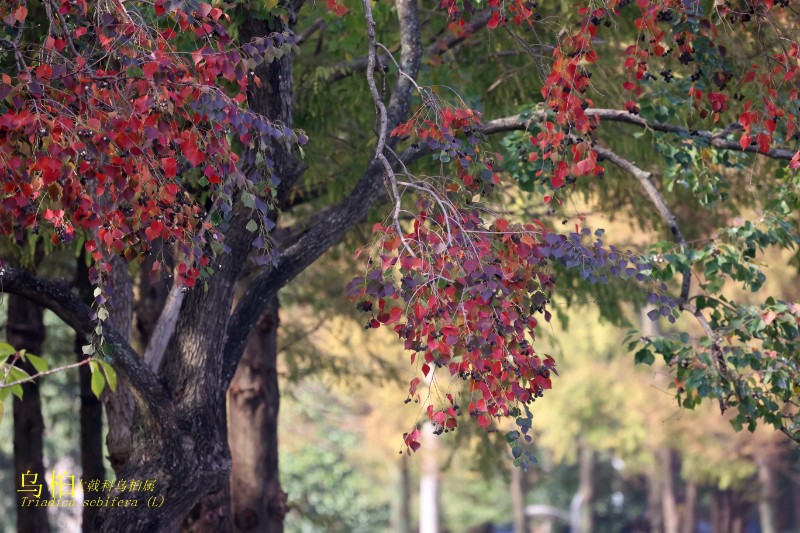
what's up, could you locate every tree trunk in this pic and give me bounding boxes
[511,459,527,533]
[228,297,286,532]
[758,460,778,533]
[679,481,696,533]
[392,455,412,533]
[647,469,663,533]
[8,293,51,533]
[101,256,136,474]
[576,442,594,533]
[419,421,440,533]
[659,448,678,533]
[711,489,749,533]
[75,255,106,533]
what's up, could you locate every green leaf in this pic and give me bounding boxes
[24,354,48,374]
[99,360,117,393]
[90,361,106,398]
[634,348,655,365]
[246,220,259,232]
[0,342,16,358]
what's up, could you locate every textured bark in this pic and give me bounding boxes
[75,258,106,533]
[101,256,136,474]
[229,297,286,532]
[8,294,51,533]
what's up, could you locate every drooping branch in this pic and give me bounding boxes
[0,267,175,425]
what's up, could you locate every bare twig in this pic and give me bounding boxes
[362,0,416,257]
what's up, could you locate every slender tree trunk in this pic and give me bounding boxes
[679,481,696,533]
[75,255,106,532]
[511,459,527,533]
[8,294,51,533]
[392,455,412,533]
[659,449,678,533]
[758,460,778,533]
[578,443,594,533]
[228,297,286,532]
[419,421,440,533]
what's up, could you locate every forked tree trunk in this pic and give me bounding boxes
[228,297,286,532]
[8,294,51,533]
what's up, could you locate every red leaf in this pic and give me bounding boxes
[142,62,159,79]
[487,10,502,29]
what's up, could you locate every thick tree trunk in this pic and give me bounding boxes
[228,297,286,532]
[8,294,51,533]
[75,256,106,532]
[659,448,678,533]
[679,481,696,533]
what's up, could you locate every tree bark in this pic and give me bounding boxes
[76,256,106,533]
[228,297,286,532]
[101,256,136,474]
[8,293,51,533]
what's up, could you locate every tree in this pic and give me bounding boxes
[1,0,800,530]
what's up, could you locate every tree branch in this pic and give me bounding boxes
[0,266,174,423]
[221,0,423,388]
[592,146,733,407]
[482,109,796,161]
